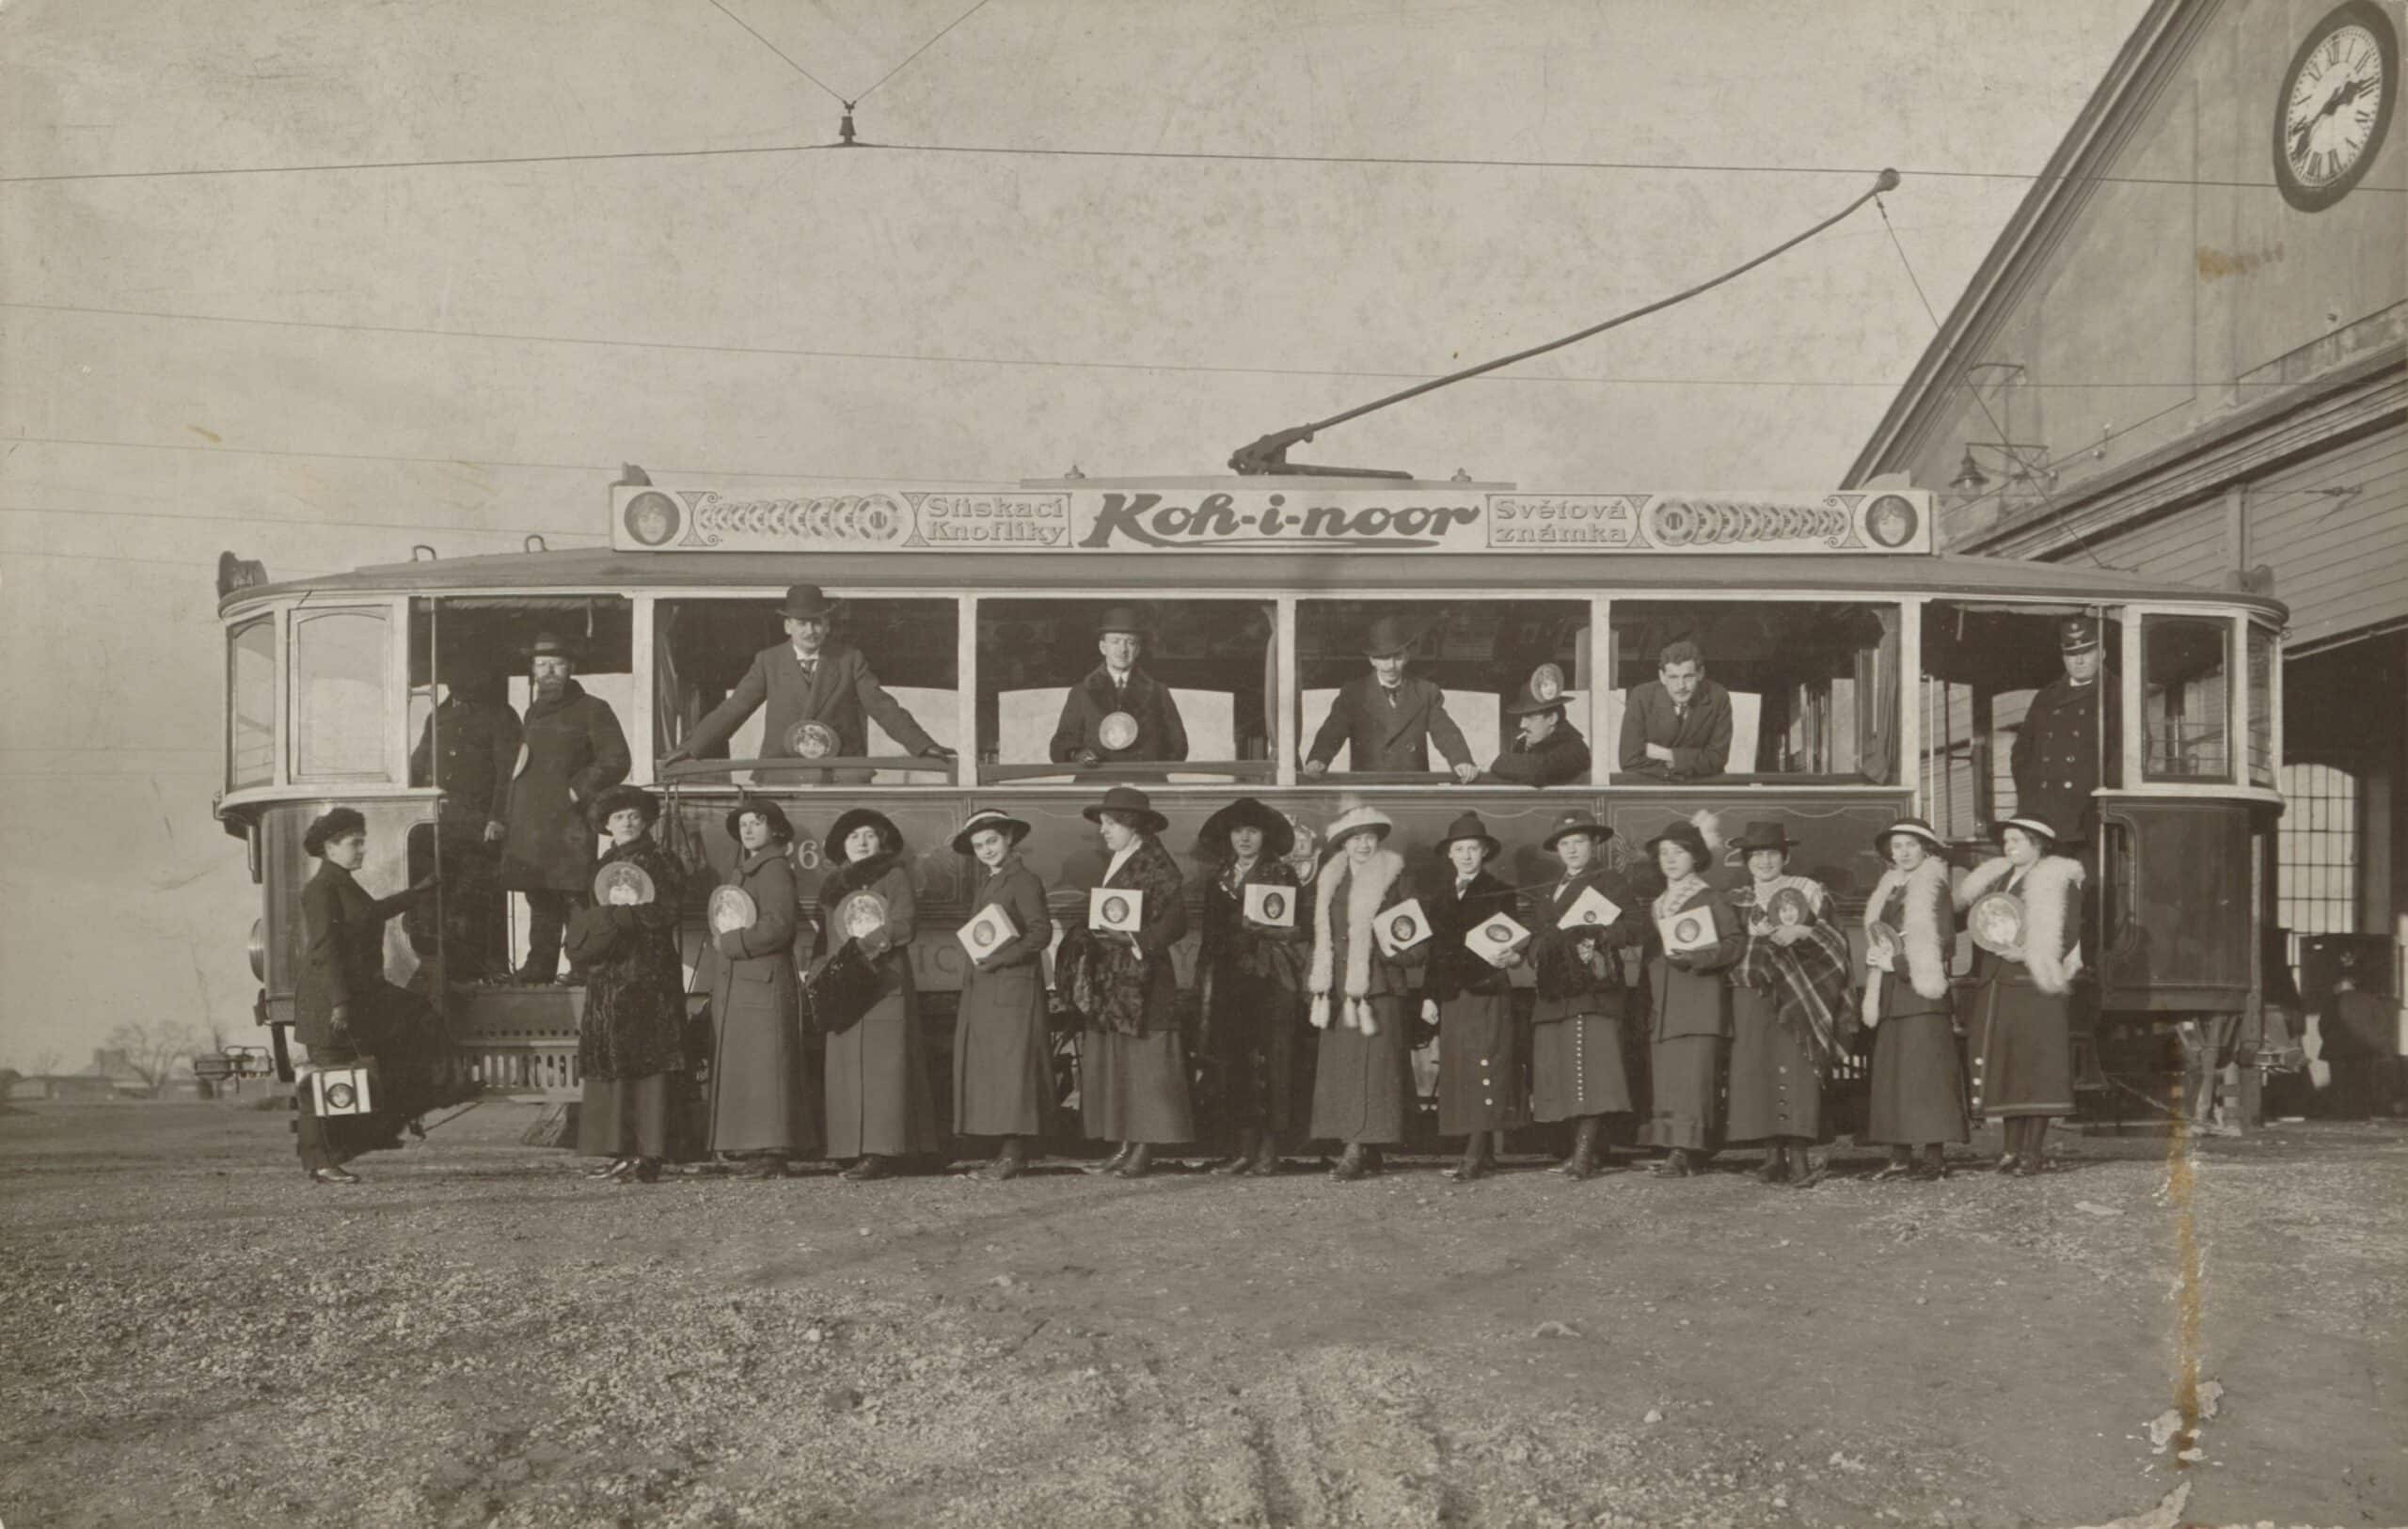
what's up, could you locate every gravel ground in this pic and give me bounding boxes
[2,1101,2401,1528]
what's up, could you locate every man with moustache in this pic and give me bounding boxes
[1302,613,1479,780]
[499,633,631,985]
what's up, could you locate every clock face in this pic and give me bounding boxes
[2275,2,2397,212]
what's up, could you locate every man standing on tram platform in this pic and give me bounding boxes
[2010,617,2115,841]
[662,583,957,785]
[499,634,631,985]
[409,661,520,983]
[1301,613,1480,780]
[1616,639,1733,780]
[1051,607,1188,767]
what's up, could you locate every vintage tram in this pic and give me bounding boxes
[214,477,2288,1135]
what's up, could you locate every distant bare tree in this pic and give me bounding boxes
[103,1021,200,1098]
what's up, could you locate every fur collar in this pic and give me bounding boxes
[1958,854,2085,994]
[1311,846,1405,1029]
[1863,857,1951,1024]
[1081,665,1161,706]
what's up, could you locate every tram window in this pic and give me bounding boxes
[976,598,1269,781]
[292,607,389,781]
[2247,623,2275,789]
[1296,599,1590,780]
[655,596,956,782]
[228,615,276,789]
[1610,602,1899,784]
[408,596,637,780]
[2143,614,2232,782]
[1921,604,2126,829]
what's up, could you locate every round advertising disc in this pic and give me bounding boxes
[836,889,889,942]
[1097,711,1140,752]
[708,885,757,934]
[592,861,657,906]
[1766,886,1814,927]
[1969,891,2027,958]
[784,719,840,760]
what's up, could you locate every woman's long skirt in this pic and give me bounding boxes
[1975,982,2074,1120]
[1643,1035,1724,1152]
[1079,1028,1195,1143]
[1437,992,1526,1135]
[1210,969,1312,1142]
[1529,1012,1633,1125]
[826,992,940,1159]
[955,977,1054,1138]
[707,996,815,1157]
[1725,987,1825,1144]
[1310,997,1412,1145]
[1864,1012,1971,1145]
[579,1072,673,1159]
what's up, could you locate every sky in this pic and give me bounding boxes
[0,0,2151,1070]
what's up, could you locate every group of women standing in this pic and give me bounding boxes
[291,786,2089,1186]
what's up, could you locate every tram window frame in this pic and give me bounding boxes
[1918,603,2126,830]
[227,614,277,791]
[2246,621,2277,789]
[2140,612,2235,784]
[406,594,639,784]
[1293,597,1592,782]
[1609,599,1903,785]
[651,593,960,782]
[291,605,393,784]
[974,596,1275,783]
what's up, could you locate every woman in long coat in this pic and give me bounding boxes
[705,800,813,1177]
[1424,812,1527,1181]
[1861,816,1968,1180]
[573,785,689,1184]
[1725,821,1854,1187]
[1526,812,1652,1180]
[1197,796,1310,1176]
[1059,785,1194,1178]
[293,807,446,1183]
[1642,819,1744,1176]
[1307,805,1421,1180]
[812,807,938,1180]
[1958,814,2084,1175]
[952,808,1054,1180]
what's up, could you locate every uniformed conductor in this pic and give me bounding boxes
[2010,617,2113,837]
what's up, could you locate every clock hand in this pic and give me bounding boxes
[2319,76,2367,120]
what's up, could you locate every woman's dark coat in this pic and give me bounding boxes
[1057,835,1190,1034]
[1527,866,1649,1021]
[813,853,939,1157]
[576,834,688,1081]
[499,679,631,892]
[296,862,425,1051]
[953,853,1055,1137]
[705,845,813,1154]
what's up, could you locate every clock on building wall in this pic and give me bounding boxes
[2273,0,2396,212]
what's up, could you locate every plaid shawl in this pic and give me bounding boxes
[1730,875,1853,1067]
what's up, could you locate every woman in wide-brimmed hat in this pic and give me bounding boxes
[811,807,938,1180]
[1057,786,1193,1177]
[1526,811,1651,1179]
[1957,815,2084,1176]
[1641,819,1745,1176]
[703,800,814,1178]
[1724,821,1852,1188]
[1195,797,1310,1176]
[1423,812,1528,1181]
[950,808,1054,1180]
[574,785,688,1184]
[1861,817,1967,1180]
[1306,805,1421,1180]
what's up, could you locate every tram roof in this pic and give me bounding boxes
[223,545,2288,623]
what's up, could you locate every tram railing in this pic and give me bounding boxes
[980,760,1274,783]
[658,756,957,781]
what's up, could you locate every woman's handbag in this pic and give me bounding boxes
[802,938,882,1034]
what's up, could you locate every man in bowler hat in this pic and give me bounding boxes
[1303,613,1478,780]
[2010,616,2115,839]
[1050,606,1189,766]
[665,583,956,784]
[499,633,630,984]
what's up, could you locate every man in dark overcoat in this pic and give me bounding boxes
[1616,638,1733,780]
[410,664,520,981]
[1302,613,1479,780]
[1050,607,1189,766]
[1485,674,1591,786]
[2010,616,2114,838]
[663,582,956,784]
[499,633,631,983]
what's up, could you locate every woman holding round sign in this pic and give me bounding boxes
[1641,820,1745,1175]
[1956,816,2085,1175]
[1423,812,1528,1182]
[1527,812,1653,1179]
[1861,817,1968,1180]
[810,808,937,1180]
[1056,786,1194,1178]
[1196,797,1311,1176]
[951,808,1055,1180]
[1725,822,1854,1188]
[1307,805,1422,1181]
[704,800,814,1178]
[571,786,689,1184]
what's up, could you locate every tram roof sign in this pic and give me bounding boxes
[609,482,1935,557]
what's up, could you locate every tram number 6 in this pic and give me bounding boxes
[795,838,822,869]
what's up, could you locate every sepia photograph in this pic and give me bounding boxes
[2,0,2402,1524]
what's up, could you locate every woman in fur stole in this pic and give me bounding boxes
[1525,812,1651,1181]
[1861,817,1968,1180]
[1958,815,2085,1175]
[1196,797,1311,1177]
[1725,820,1854,1188]
[812,808,938,1180]
[1641,820,1745,1176]
[1422,812,1527,1182]
[1307,805,1422,1180]
[1059,786,1194,1179]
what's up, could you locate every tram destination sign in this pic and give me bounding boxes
[610,486,1933,556]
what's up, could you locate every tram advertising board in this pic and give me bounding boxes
[611,485,1933,556]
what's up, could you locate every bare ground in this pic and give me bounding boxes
[1,1101,2401,1528]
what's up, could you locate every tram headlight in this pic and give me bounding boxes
[247,919,266,982]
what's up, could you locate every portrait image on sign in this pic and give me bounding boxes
[835,889,890,943]
[594,862,657,906]
[708,885,758,935]
[1376,898,1432,956]
[1761,886,1815,930]
[957,903,1018,959]
[1969,891,2026,959]
[1658,908,1718,957]
[1558,884,1622,930]
[784,719,840,760]
[1097,711,1141,752]
[1244,882,1294,927]
[1088,887,1145,933]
